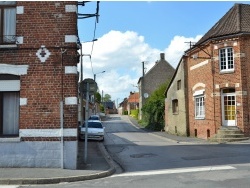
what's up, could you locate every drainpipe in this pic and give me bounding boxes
[60,48,67,169]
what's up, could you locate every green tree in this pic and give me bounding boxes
[95,92,101,103]
[141,80,170,131]
[103,94,112,102]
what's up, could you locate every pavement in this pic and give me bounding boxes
[0,141,116,185]
[127,115,250,145]
[1,115,249,185]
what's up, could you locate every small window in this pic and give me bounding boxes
[177,80,181,90]
[219,47,234,72]
[195,95,205,119]
[172,99,178,114]
[0,1,16,44]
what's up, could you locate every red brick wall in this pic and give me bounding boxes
[1,2,78,133]
[187,37,250,139]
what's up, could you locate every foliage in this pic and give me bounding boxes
[141,80,170,131]
[95,92,101,103]
[100,104,104,112]
[130,109,139,119]
[123,111,128,115]
[103,94,112,102]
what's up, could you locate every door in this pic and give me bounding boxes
[221,89,236,126]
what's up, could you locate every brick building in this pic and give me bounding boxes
[165,3,250,140]
[0,1,79,168]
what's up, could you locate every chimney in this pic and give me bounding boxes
[160,53,165,60]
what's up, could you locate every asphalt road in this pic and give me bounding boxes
[14,114,250,188]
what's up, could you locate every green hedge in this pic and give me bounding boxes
[130,109,139,119]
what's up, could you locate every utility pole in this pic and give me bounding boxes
[84,83,89,164]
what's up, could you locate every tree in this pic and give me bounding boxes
[103,94,112,102]
[95,92,101,103]
[141,80,170,131]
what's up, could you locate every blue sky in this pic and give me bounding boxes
[77,1,247,103]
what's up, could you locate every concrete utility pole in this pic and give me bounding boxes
[93,71,105,114]
[84,82,89,164]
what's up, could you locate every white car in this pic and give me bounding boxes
[88,115,101,121]
[80,120,105,141]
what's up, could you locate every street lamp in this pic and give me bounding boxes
[79,38,98,82]
[93,70,105,114]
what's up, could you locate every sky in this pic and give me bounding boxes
[77,1,247,105]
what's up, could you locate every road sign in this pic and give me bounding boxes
[79,78,97,94]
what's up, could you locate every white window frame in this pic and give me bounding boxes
[194,95,205,119]
[219,47,234,72]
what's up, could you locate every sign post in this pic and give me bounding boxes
[80,78,97,164]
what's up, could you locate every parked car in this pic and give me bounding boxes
[80,120,105,141]
[88,115,101,121]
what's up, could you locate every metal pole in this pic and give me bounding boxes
[84,82,89,163]
[94,74,96,115]
[60,101,64,168]
[80,44,83,131]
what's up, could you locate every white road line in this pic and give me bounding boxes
[0,186,20,188]
[112,165,236,177]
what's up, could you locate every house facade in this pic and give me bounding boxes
[165,3,250,140]
[127,92,139,115]
[138,53,175,120]
[0,1,79,168]
[164,57,189,136]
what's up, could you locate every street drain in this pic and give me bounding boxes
[130,153,157,158]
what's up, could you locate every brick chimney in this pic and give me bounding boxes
[160,53,165,60]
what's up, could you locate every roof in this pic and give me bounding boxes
[127,92,139,103]
[196,3,250,46]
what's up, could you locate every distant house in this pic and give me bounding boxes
[118,98,128,115]
[102,101,117,114]
[127,92,139,115]
[138,53,175,120]
[165,3,250,141]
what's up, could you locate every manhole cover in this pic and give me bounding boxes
[130,153,157,158]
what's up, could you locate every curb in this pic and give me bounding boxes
[0,144,116,185]
[126,115,210,144]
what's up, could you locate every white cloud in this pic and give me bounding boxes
[78,30,202,102]
[164,35,203,68]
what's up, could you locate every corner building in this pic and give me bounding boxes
[0,1,79,169]
[185,4,250,139]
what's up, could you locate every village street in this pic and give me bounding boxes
[16,114,250,188]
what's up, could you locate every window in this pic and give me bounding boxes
[0,74,20,136]
[219,47,234,72]
[0,1,16,44]
[177,80,181,90]
[195,95,205,119]
[172,99,178,114]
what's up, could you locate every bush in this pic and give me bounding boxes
[141,80,169,131]
[130,109,139,119]
[123,111,128,115]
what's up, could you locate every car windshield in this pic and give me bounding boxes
[82,122,103,129]
[89,116,100,120]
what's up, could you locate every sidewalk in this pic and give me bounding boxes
[127,115,250,145]
[0,141,116,185]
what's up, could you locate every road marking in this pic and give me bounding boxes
[112,165,236,177]
[0,186,19,188]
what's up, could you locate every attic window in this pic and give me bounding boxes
[219,47,234,72]
[177,80,181,90]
